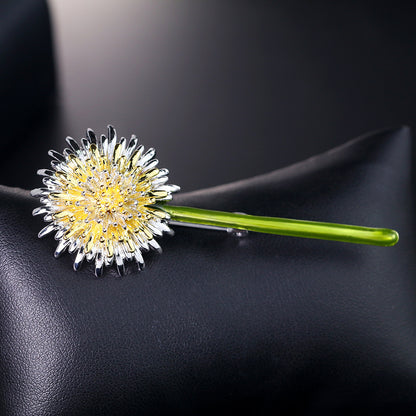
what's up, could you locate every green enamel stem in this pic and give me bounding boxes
[161,205,399,247]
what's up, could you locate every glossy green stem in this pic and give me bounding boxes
[162,205,399,247]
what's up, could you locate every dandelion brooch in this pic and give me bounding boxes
[31,125,399,277]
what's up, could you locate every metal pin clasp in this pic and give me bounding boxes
[169,212,249,238]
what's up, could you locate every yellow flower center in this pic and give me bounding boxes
[49,145,167,255]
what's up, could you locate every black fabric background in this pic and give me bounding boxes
[1,1,416,415]
[0,0,55,154]
[1,126,415,415]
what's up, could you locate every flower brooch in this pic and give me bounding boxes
[31,126,399,277]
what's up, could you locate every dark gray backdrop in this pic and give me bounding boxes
[1,0,416,192]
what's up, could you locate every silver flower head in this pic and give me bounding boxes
[31,125,180,277]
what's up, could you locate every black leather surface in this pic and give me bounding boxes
[0,127,415,415]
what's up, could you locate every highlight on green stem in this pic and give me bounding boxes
[161,205,399,247]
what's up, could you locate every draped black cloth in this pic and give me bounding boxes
[1,127,415,415]
[1,1,416,414]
